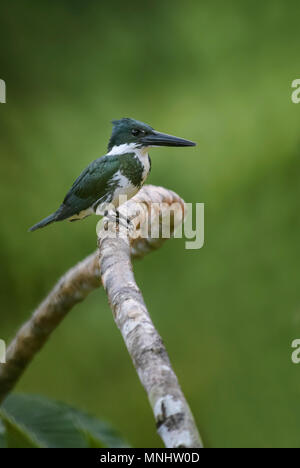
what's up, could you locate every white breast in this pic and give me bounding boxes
[108,143,151,182]
[136,148,151,182]
[109,171,140,208]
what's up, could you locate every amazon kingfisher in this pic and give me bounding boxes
[29,118,195,232]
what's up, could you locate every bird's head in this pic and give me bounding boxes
[108,118,196,153]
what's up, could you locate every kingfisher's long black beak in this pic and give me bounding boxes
[141,130,196,147]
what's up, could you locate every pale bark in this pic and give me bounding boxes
[0,253,100,403]
[0,185,203,448]
[98,186,203,448]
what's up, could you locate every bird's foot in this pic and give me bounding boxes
[117,210,135,232]
[103,210,134,232]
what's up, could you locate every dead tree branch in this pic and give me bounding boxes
[0,185,202,448]
[98,185,202,448]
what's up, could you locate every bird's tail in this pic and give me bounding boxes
[28,211,58,232]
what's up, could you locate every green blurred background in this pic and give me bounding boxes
[1,0,300,448]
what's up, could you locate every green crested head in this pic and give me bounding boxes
[108,118,153,151]
[107,117,196,152]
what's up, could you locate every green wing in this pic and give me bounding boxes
[56,155,121,220]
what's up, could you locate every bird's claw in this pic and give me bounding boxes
[103,210,134,232]
[126,218,135,232]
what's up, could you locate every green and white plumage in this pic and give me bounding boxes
[29,118,195,232]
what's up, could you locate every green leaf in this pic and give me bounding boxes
[0,394,129,448]
[0,413,40,448]
[69,408,128,448]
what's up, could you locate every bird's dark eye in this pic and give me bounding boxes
[132,129,145,136]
